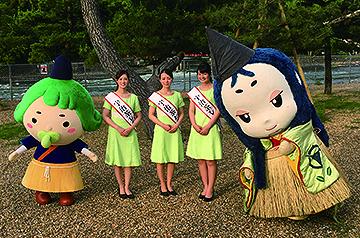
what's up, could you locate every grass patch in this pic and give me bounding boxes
[345,125,359,129]
[0,122,27,141]
[351,118,360,124]
[313,92,360,121]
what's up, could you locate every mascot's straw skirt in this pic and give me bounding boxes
[22,159,84,193]
[250,138,350,218]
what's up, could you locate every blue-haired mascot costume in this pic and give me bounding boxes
[207,28,350,219]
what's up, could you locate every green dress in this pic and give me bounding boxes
[186,87,222,160]
[103,93,141,167]
[149,91,185,164]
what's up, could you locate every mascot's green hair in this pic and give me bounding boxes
[14,77,102,131]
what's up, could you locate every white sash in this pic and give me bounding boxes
[105,92,135,126]
[148,92,179,123]
[187,87,216,119]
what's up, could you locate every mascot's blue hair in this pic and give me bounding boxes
[214,48,329,189]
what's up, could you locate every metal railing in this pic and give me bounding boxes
[1,55,359,101]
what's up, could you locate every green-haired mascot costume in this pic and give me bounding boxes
[8,55,102,206]
[207,28,350,219]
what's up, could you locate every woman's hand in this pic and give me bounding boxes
[168,124,179,133]
[116,127,125,135]
[193,124,202,133]
[199,125,210,135]
[121,127,133,137]
[161,124,172,132]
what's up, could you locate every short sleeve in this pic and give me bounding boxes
[103,100,111,110]
[133,95,141,113]
[177,92,185,108]
[148,99,156,108]
[71,139,88,153]
[209,88,216,104]
[20,135,39,149]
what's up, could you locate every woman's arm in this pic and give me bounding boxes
[132,111,142,128]
[199,106,221,135]
[188,101,202,133]
[168,107,184,133]
[122,111,142,136]
[148,106,171,131]
[102,108,125,134]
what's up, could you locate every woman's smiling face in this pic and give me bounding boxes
[221,63,297,138]
[116,73,129,89]
[160,72,173,88]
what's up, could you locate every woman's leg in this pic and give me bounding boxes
[205,160,217,198]
[166,163,175,191]
[124,167,132,195]
[114,166,125,194]
[198,159,208,196]
[156,163,167,193]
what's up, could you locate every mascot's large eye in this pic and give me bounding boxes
[238,113,251,123]
[63,121,70,128]
[31,118,37,123]
[271,94,283,108]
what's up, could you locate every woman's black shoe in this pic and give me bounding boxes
[126,193,135,199]
[119,193,127,199]
[198,194,205,200]
[160,188,169,197]
[203,195,214,202]
[168,190,178,196]
[118,188,128,199]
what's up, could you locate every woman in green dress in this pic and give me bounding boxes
[148,69,185,196]
[103,70,142,199]
[186,62,222,202]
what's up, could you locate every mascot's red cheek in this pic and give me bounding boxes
[67,128,76,134]
[27,123,33,129]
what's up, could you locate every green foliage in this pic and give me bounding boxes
[0,0,359,64]
[0,0,91,64]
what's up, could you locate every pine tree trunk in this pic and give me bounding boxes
[253,0,267,49]
[278,0,313,102]
[324,37,332,94]
[80,0,183,137]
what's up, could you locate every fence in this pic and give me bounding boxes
[1,55,360,101]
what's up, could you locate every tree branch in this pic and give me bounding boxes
[324,9,360,25]
[80,0,184,137]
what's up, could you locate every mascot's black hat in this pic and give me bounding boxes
[50,55,73,80]
[206,28,255,82]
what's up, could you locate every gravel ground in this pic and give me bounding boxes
[0,83,359,237]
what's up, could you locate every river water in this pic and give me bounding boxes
[1,65,359,100]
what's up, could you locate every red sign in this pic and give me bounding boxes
[40,64,48,75]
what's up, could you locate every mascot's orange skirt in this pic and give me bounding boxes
[22,159,84,193]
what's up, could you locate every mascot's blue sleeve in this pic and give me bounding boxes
[71,139,88,153]
[20,135,39,149]
[310,104,329,147]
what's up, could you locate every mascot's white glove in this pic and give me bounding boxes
[81,148,98,162]
[8,145,27,161]
[243,168,253,180]
[279,140,295,155]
